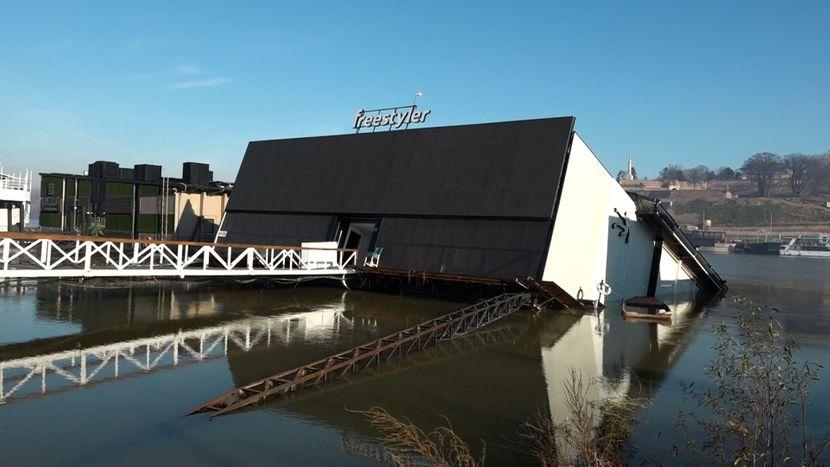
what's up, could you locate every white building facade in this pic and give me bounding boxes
[0,164,32,231]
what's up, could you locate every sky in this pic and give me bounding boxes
[0,1,828,182]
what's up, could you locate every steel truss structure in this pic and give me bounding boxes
[0,233,357,279]
[281,323,526,412]
[187,292,532,417]
[0,308,352,404]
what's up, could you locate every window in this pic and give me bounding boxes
[139,185,160,196]
[41,177,63,197]
[78,180,91,198]
[106,182,133,198]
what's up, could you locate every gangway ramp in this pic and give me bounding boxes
[0,233,357,279]
[187,292,533,417]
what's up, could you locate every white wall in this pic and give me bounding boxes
[657,243,696,294]
[0,203,30,231]
[542,133,689,303]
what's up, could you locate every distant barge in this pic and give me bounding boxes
[780,235,830,258]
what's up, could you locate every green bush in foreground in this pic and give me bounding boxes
[677,297,828,465]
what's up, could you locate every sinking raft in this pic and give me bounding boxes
[621,296,672,324]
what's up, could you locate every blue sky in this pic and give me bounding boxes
[0,1,828,182]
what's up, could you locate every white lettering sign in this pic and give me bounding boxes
[353,107,431,130]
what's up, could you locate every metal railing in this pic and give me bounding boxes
[187,292,532,417]
[0,233,358,279]
[0,169,31,192]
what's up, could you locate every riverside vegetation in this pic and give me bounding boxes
[354,298,829,466]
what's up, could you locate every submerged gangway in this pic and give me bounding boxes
[187,292,533,417]
[0,233,357,279]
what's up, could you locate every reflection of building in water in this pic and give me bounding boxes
[217,293,707,465]
[0,302,352,404]
[35,281,220,331]
[541,293,704,426]
[33,282,362,334]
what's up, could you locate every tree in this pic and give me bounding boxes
[784,153,815,197]
[741,152,782,197]
[659,164,684,187]
[678,298,827,465]
[716,166,735,180]
[704,168,717,181]
[683,165,709,189]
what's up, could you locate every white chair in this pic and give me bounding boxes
[363,247,383,268]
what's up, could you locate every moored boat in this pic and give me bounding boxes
[780,235,830,258]
[733,240,782,255]
[698,242,734,254]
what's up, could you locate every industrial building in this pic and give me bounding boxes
[39,161,231,240]
[220,116,725,304]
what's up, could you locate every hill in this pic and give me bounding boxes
[666,195,830,227]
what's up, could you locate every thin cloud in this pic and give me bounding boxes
[174,64,203,75]
[166,77,233,89]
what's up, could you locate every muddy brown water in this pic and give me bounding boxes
[0,254,828,465]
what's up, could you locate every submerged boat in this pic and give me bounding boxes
[621,296,672,324]
[780,235,830,258]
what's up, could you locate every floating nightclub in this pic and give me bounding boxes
[220,115,726,304]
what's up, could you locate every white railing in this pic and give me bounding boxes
[0,169,31,192]
[0,234,358,279]
[0,307,366,403]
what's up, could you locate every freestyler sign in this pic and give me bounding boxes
[353,106,431,132]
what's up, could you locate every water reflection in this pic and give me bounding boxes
[224,292,711,465]
[0,278,719,466]
[0,299,359,404]
[542,293,705,427]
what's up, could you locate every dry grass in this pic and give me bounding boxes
[512,370,646,466]
[514,410,561,466]
[351,406,485,466]
[352,370,646,466]
[594,396,647,464]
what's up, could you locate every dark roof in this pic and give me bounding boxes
[227,117,575,219]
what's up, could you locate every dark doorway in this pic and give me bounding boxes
[334,217,380,263]
[345,230,362,250]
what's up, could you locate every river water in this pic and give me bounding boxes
[0,254,827,465]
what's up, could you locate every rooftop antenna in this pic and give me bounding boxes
[405,91,423,130]
[412,91,423,108]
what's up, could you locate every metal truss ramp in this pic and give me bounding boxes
[187,292,533,418]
